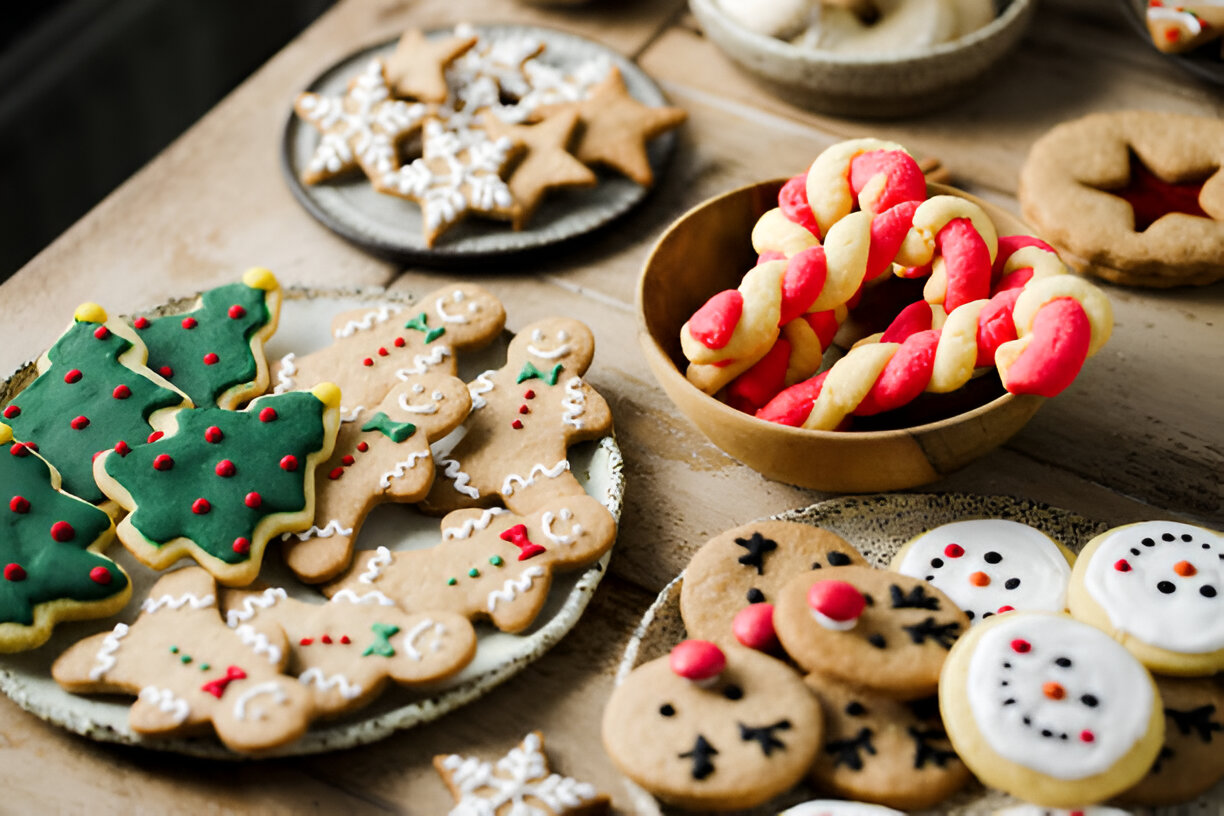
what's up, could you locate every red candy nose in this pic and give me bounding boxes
[733,604,778,652]
[808,580,866,625]
[670,640,726,682]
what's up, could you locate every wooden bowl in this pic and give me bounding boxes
[637,180,1045,492]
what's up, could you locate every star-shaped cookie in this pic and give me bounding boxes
[485,110,597,229]
[385,28,478,104]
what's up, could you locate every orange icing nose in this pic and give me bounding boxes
[1043,681,1066,700]
[969,571,991,587]
[1174,560,1197,577]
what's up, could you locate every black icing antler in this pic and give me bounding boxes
[902,617,961,649]
[1167,704,1223,743]
[735,532,778,575]
[679,735,719,780]
[825,727,877,771]
[739,719,792,756]
[889,583,941,610]
[907,726,958,769]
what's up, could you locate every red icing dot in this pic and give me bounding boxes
[159,365,174,378]
[1114,559,1132,572]
[259,407,278,423]
[70,416,90,430]
[9,496,30,513]
[244,492,261,509]
[232,537,250,554]
[340,635,351,645]
[50,521,75,542]
[147,431,165,443]
[321,635,332,644]
[2,405,19,419]
[518,405,529,414]
[356,442,368,453]
[1010,639,1031,654]
[64,369,82,384]
[996,605,1015,613]
[300,637,314,646]
[215,460,236,477]
[329,467,345,480]
[944,543,965,558]
[393,337,405,347]
[1080,730,1095,743]
[228,304,246,319]
[733,603,778,652]
[362,358,374,367]
[90,566,112,585]
[279,455,298,471]
[378,347,389,357]
[192,498,211,514]
[511,419,524,430]
[93,326,110,340]
[4,564,26,582]
[808,580,865,622]
[670,640,726,681]
[341,455,355,466]
[113,384,131,399]
[133,316,151,329]
[203,352,219,365]
[524,390,535,400]
[182,317,198,330]
[10,442,29,458]
[153,454,174,471]
[204,426,223,443]
[114,440,131,457]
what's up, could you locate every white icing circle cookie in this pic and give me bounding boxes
[994,807,1132,816]
[892,520,1073,623]
[781,801,905,816]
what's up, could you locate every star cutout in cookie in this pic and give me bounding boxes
[434,731,609,816]
[385,28,478,104]
[485,110,597,229]
[539,66,686,187]
[295,59,428,185]
[1107,149,1212,231]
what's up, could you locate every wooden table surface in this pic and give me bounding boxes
[2,0,1221,812]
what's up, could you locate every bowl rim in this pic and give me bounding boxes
[636,177,1044,443]
[689,0,1035,66]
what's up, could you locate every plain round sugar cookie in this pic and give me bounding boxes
[680,520,865,646]
[780,800,905,816]
[602,641,821,811]
[1068,520,1224,676]
[892,519,1074,624]
[940,611,1164,808]
[803,672,970,810]
[1119,675,1224,806]
[774,566,969,700]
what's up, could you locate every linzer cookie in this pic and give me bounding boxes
[1020,111,1224,287]
[0,423,131,653]
[602,640,821,811]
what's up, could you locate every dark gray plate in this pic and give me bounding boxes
[1122,0,1224,86]
[281,24,678,268]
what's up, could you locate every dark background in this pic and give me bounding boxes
[0,0,336,280]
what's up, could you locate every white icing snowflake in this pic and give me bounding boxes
[514,56,611,118]
[449,23,544,100]
[439,732,602,816]
[296,59,427,181]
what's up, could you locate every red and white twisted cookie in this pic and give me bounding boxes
[758,237,1113,429]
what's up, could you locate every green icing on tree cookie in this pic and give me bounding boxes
[134,273,275,407]
[360,412,416,443]
[4,309,187,504]
[0,435,129,626]
[103,391,327,565]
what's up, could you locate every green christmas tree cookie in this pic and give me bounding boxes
[131,268,283,410]
[0,422,132,652]
[2,304,190,506]
[93,384,342,586]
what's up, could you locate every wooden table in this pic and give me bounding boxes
[1,0,1221,811]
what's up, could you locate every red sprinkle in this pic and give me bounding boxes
[378,347,389,357]
[1010,639,1031,654]
[393,337,405,347]
[192,498,211,515]
[10,443,29,458]
[133,316,151,329]
[341,455,355,466]
[524,390,535,400]
[4,563,26,582]
[1080,730,1095,743]
[182,317,198,330]
[159,365,174,378]
[518,405,529,414]
[147,431,164,443]
[329,467,345,480]
[340,635,351,645]
[228,304,246,319]
[996,605,1015,613]
[153,454,174,471]
[321,635,332,644]
[50,521,75,542]
[511,420,523,430]
[2,405,19,419]
[203,352,219,365]
[669,640,726,681]
[259,407,278,423]
[944,543,965,558]
[70,416,90,430]
[204,426,223,443]
[280,455,298,471]
[355,442,368,453]
[1114,559,1132,572]
[362,358,374,367]
[9,496,30,513]
[244,492,261,509]
[90,566,112,585]
[114,440,131,457]
[232,537,250,554]
[215,460,236,477]
[300,637,314,646]
[112,384,131,399]
[93,326,110,340]
[64,369,83,384]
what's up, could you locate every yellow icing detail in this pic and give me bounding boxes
[74,303,108,324]
[242,267,279,292]
[311,382,342,409]
[0,423,11,444]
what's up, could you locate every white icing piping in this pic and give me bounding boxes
[397,389,442,415]
[273,352,296,395]
[234,624,283,664]
[527,343,571,360]
[141,593,216,613]
[299,668,363,700]
[330,588,396,606]
[1148,6,1204,35]
[541,508,583,546]
[395,346,451,379]
[334,304,403,338]
[560,377,586,430]
[358,546,392,584]
[487,567,546,612]
[339,405,366,423]
[439,457,480,498]
[285,520,354,543]
[233,681,288,721]
[468,370,496,410]
[442,507,509,541]
[379,451,429,490]
[436,290,475,324]
[402,618,447,661]
[138,686,190,725]
[89,622,129,681]
[501,460,569,497]
[225,587,288,627]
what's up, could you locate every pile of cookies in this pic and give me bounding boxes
[678,138,1115,428]
[0,274,619,754]
[294,24,686,246]
[604,517,1224,811]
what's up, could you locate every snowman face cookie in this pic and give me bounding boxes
[893,520,1074,623]
[940,612,1163,808]
[1069,521,1224,675]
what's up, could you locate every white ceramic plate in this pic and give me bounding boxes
[614,494,1224,815]
[281,24,678,266]
[0,287,624,758]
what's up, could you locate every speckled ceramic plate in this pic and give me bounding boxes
[614,494,1221,814]
[281,24,678,267]
[1123,0,1224,86]
[0,287,624,758]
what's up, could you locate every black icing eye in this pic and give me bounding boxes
[1184,534,1195,542]
[811,561,823,570]
[1163,533,1176,542]
[1081,694,1098,707]
[1158,581,1176,594]
[965,610,976,620]
[722,685,743,701]
[868,634,886,649]
[1203,543,1212,550]
[746,588,765,604]
[930,557,944,569]
[660,704,676,717]
[845,701,867,716]
[1142,538,1156,547]
[1004,578,1020,590]
[1202,586,1218,598]
[981,611,994,619]
[862,593,875,607]
[1054,657,1072,668]
[984,551,1002,564]
[827,552,852,566]
[1131,548,1141,556]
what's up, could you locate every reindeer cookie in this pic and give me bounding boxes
[281,371,471,583]
[424,317,612,515]
[322,494,616,633]
[221,586,476,717]
[52,568,316,754]
[270,284,504,424]
[1121,675,1224,805]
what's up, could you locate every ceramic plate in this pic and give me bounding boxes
[1123,0,1224,86]
[0,287,624,758]
[281,24,678,267]
[614,494,1220,814]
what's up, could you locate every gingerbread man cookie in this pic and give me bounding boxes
[52,567,316,754]
[424,317,612,516]
[280,371,472,584]
[1121,675,1224,805]
[271,284,505,424]
[221,585,476,717]
[323,495,616,633]
[602,640,821,811]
